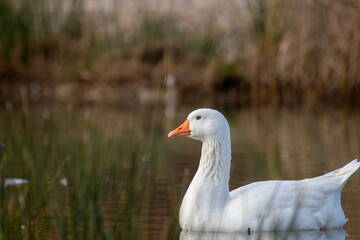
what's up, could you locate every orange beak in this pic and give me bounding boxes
[168,119,191,138]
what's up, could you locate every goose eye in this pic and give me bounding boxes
[196,116,202,120]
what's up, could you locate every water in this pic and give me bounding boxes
[0,105,359,239]
[180,229,347,240]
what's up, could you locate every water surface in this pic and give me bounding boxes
[1,106,359,239]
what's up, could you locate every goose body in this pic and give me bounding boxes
[168,108,359,232]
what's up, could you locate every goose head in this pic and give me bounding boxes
[168,108,230,142]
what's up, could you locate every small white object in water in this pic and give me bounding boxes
[60,178,68,186]
[21,225,25,230]
[3,178,28,187]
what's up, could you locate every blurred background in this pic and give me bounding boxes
[0,0,360,239]
[1,0,360,108]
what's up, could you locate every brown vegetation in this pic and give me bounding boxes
[1,0,360,109]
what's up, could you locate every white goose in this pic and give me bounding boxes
[168,108,359,232]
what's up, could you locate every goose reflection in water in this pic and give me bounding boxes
[180,228,346,240]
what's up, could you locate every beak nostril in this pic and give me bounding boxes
[168,119,190,137]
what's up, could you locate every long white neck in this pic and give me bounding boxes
[179,131,232,230]
[198,134,231,187]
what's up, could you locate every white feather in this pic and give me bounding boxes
[176,108,359,232]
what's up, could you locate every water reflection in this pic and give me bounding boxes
[180,228,347,240]
[1,106,359,239]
